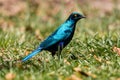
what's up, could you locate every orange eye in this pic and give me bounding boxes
[74,14,77,17]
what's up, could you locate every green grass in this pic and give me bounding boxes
[0,9,120,80]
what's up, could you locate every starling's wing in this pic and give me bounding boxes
[40,34,65,48]
[40,26,71,48]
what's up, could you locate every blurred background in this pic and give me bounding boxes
[0,0,120,45]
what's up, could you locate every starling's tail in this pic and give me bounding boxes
[22,47,42,62]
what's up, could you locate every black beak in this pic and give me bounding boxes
[78,15,86,19]
[76,15,86,20]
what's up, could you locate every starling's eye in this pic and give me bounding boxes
[71,14,79,20]
[74,14,77,17]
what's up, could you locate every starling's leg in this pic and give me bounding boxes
[57,42,64,59]
[58,47,62,60]
[52,51,56,57]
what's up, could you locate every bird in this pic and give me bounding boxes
[22,12,85,62]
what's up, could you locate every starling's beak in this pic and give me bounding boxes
[78,15,86,19]
[74,15,86,20]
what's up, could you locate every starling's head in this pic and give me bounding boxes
[67,12,85,21]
